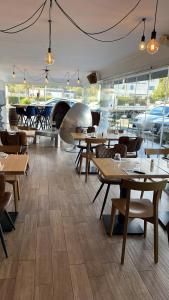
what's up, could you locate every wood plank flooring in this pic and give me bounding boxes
[0,141,169,299]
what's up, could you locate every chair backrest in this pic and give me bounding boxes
[96,144,115,158]
[25,106,37,116]
[114,144,127,158]
[145,148,169,158]
[121,179,167,207]
[41,106,53,117]
[16,107,25,115]
[91,111,100,126]
[119,136,143,153]
[135,137,143,151]
[0,131,27,147]
[87,126,95,133]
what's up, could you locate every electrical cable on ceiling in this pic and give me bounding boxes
[54,0,142,35]
[0,0,47,34]
[0,0,144,43]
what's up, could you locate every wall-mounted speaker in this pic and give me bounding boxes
[87,72,99,84]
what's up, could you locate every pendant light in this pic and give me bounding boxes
[45,0,54,65]
[23,70,26,84]
[77,69,80,84]
[147,0,160,54]
[44,67,49,84]
[139,18,146,51]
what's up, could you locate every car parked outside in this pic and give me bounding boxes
[132,105,169,131]
[45,98,76,107]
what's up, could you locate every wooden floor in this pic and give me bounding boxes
[1,140,169,300]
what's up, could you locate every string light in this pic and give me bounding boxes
[139,18,146,51]
[12,65,16,80]
[147,0,160,54]
[77,69,80,84]
[23,70,27,84]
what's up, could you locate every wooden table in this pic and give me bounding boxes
[72,132,136,181]
[72,132,136,143]
[0,154,29,231]
[92,157,169,235]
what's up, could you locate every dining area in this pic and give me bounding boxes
[0,131,169,299]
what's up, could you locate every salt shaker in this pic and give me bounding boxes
[150,159,154,172]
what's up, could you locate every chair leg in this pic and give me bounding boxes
[85,156,89,183]
[16,179,20,201]
[4,210,15,230]
[154,218,158,263]
[75,149,82,164]
[93,183,104,203]
[121,212,129,264]
[79,155,83,176]
[110,205,116,236]
[144,220,147,238]
[0,223,8,258]
[99,184,110,219]
[12,182,18,212]
[140,178,147,198]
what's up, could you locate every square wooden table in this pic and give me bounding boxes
[0,154,29,231]
[92,157,169,235]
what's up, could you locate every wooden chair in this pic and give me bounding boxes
[140,148,169,198]
[93,144,127,218]
[0,174,15,258]
[145,148,169,157]
[79,137,107,182]
[119,136,143,158]
[110,179,167,264]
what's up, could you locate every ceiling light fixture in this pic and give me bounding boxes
[45,0,54,65]
[139,18,146,51]
[23,70,26,84]
[44,66,50,84]
[12,65,16,80]
[77,69,80,84]
[147,0,160,54]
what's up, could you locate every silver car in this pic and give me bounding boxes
[132,105,169,130]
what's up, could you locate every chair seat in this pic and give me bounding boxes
[98,174,121,184]
[112,197,153,218]
[0,192,12,211]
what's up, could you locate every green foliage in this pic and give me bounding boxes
[20,98,32,104]
[151,78,169,100]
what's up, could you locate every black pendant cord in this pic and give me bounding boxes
[48,0,52,49]
[0,0,47,34]
[153,0,159,31]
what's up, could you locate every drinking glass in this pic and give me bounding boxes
[114,153,121,161]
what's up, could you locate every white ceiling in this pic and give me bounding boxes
[0,0,169,84]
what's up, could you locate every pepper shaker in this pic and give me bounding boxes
[150,159,154,172]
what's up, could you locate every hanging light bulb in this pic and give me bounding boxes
[147,0,160,54]
[139,18,146,51]
[45,0,54,65]
[45,47,54,65]
[67,79,70,85]
[147,30,160,54]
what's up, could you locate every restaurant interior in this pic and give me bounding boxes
[1,0,169,299]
